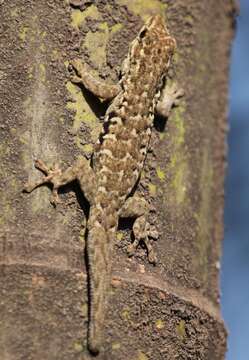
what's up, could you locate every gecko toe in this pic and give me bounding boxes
[23,183,35,193]
[127,243,137,257]
[148,250,157,265]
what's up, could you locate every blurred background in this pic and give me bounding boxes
[221,1,249,359]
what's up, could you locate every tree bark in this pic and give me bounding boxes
[0,0,235,359]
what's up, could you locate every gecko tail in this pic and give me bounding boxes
[86,223,111,355]
[88,325,101,355]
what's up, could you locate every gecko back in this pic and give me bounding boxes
[86,15,176,354]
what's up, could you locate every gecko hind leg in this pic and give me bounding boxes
[120,196,159,264]
[130,215,159,264]
[24,159,63,205]
[24,157,96,205]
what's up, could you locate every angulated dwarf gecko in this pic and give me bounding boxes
[24,15,183,355]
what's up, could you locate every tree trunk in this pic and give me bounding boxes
[0,1,235,359]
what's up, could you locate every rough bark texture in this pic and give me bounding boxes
[0,0,235,359]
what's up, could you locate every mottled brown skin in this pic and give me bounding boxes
[24,15,183,355]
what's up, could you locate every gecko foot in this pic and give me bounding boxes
[127,216,159,264]
[68,59,86,84]
[156,82,184,118]
[24,159,62,205]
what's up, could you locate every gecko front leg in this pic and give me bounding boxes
[69,59,121,101]
[119,196,159,264]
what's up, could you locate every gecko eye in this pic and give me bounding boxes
[139,28,147,39]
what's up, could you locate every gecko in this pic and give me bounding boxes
[24,15,183,355]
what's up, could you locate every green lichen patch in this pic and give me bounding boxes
[136,350,149,360]
[117,0,167,21]
[19,26,29,41]
[70,5,101,29]
[0,176,15,226]
[116,232,124,241]
[73,340,83,352]
[39,63,46,83]
[27,62,47,84]
[171,159,187,206]
[80,304,88,317]
[155,319,165,330]
[66,81,101,150]
[156,167,165,181]
[194,147,213,280]
[111,23,123,34]
[159,132,165,140]
[81,144,93,153]
[18,16,40,45]
[148,183,157,197]
[79,227,86,244]
[176,319,186,339]
[167,103,188,207]
[121,307,131,321]
[84,22,109,68]
[10,7,19,18]
[112,342,121,350]
[172,104,185,147]
[0,140,10,159]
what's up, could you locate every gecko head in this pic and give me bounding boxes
[140,15,169,37]
[138,15,176,55]
[145,15,167,31]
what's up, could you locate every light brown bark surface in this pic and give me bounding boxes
[0,1,235,359]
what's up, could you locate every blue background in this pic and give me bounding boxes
[221,1,249,359]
